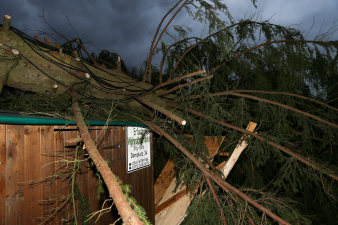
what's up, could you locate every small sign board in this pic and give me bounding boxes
[126,126,151,173]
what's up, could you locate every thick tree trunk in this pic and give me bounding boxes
[0,16,186,124]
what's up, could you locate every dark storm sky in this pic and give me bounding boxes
[0,0,337,69]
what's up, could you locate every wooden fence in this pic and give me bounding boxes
[0,124,154,224]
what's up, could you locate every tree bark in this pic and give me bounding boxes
[71,92,143,225]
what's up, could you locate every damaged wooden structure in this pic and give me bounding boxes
[154,122,257,225]
[0,112,154,225]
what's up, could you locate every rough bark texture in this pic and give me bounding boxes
[71,92,143,225]
[0,21,186,124]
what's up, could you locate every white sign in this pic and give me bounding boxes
[126,127,151,173]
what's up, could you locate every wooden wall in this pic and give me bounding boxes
[0,124,154,225]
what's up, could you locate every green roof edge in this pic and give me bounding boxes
[0,115,146,127]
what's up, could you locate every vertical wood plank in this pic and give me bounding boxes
[24,125,41,225]
[5,125,25,225]
[53,126,66,224]
[0,125,6,224]
[40,125,55,223]
[63,126,78,221]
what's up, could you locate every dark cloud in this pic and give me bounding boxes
[1,0,337,69]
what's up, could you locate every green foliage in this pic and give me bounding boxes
[1,1,337,224]
[74,183,93,225]
[115,177,152,225]
[149,3,338,224]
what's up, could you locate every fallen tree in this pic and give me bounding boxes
[1,0,337,224]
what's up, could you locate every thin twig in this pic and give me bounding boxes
[143,0,189,83]
[153,70,205,91]
[208,39,337,75]
[192,91,338,129]
[232,89,338,112]
[189,109,338,181]
[205,175,228,225]
[145,121,290,225]
[157,75,213,96]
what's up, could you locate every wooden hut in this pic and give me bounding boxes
[0,111,154,224]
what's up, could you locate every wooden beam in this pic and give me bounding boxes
[154,159,175,207]
[155,135,225,225]
[221,122,257,178]
[155,122,256,224]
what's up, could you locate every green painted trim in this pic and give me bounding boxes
[0,115,146,127]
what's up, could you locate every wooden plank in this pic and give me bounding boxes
[204,136,226,158]
[24,125,42,224]
[53,125,67,224]
[155,136,225,209]
[155,188,187,214]
[5,125,25,225]
[64,125,79,222]
[40,126,55,222]
[0,125,6,225]
[155,135,225,225]
[221,122,257,178]
[154,159,175,207]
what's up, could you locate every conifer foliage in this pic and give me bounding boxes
[0,0,337,224]
[145,1,337,224]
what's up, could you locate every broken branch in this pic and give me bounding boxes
[145,121,290,225]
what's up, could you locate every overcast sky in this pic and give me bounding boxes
[0,0,337,69]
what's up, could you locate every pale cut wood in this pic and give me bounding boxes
[2,15,11,31]
[155,136,224,225]
[221,122,257,178]
[154,136,224,209]
[155,123,256,225]
[154,159,175,207]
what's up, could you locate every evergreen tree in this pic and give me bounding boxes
[0,1,337,224]
[145,1,337,224]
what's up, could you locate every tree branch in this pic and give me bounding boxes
[71,92,143,225]
[189,109,338,181]
[192,91,338,129]
[145,121,290,225]
[232,90,338,112]
[205,175,228,225]
[143,0,189,83]
[136,96,186,125]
